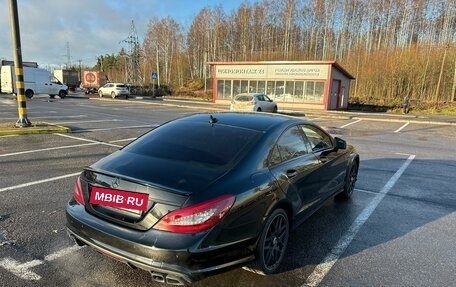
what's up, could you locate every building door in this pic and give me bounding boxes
[330,80,341,109]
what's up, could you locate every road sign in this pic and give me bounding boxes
[151,71,157,79]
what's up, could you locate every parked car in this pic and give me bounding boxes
[98,83,129,99]
[66,112,359,285]
[230,93,278,113]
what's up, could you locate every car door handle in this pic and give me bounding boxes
[286,170,297,178]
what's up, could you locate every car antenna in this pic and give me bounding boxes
[209,115,218,127]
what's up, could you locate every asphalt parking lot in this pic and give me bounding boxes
[1,94,455,287]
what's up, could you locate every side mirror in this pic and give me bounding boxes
[334,137,346,150]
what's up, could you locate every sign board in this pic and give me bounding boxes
[151,71,158,79]
[215,64,328,80]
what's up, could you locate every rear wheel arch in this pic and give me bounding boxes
[246,207,290,275]
[263,199,293,228]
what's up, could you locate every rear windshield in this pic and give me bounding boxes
[235,95,253,102]
[123,121,262,167]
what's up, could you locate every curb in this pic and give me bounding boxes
[0,122,71,136]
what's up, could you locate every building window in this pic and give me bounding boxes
[217,80,233,99]
[241,80,249,93]
[285,81,295,102]
[216,79,325,103]
[314,82,324,103]
[233,80,241,96]
[295,81,304,102]
[257,81,266,93]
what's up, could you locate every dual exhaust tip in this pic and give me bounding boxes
[68,232,188,286]
[150,272,188,285]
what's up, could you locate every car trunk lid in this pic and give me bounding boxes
[82,169,189,231]
[81,150,229,230]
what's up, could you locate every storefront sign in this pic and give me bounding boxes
[215,64,328,80]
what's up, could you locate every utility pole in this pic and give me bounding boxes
[8,0,31,127]
[66,41,71,68]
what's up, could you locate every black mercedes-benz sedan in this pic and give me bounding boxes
[66,112,359,285]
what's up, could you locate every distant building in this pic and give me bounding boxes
[208,61,355,110]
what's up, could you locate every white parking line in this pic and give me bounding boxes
[0,143,98,157]
[303,154,415,287]
[0,258,43,280]
[57,119,121,124]
[0,245,84,281]
[339,119,362,129]
[71,124,157,133]
[54,133,122,148]
[44,245,84,261]
[0,172,80,193]
[394,121,410,133]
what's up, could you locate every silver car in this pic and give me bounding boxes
[230,93,278,113]
[98,83,130,99]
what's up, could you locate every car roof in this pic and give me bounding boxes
[234,93,263,98]
[175,112,308,132]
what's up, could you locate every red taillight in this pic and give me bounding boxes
[73,176,85,205]
[154,195,235,234]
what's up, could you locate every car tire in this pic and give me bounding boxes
[272,106,278,113]
[336,162,358,200]
[98,90,103,97]
[49,95,55,99]
[246,208,289,275]
[58,90,66,99]
[25,89,34,99]
[257,108,262,112]
[111,92,116,99]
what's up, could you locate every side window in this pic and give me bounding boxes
[268,126,311,166]
[301,125,333,152]
[257,94,264,101]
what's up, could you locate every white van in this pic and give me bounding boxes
[1,66,68,99]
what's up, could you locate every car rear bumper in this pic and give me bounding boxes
[66,203,255,283]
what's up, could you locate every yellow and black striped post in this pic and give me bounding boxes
[14,66,31,126]
[9,0,31,127]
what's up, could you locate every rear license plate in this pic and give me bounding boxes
[90,187,148,211]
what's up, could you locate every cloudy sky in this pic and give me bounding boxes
[0,0,252,69]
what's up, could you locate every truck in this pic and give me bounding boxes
[54,69,79,91]
[1,65,68,99]
[81,70,107,94]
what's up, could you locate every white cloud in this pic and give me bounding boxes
[0,0,251,68]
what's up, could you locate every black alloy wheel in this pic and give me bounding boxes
[337,163,358,200]
[250,208,289,275]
